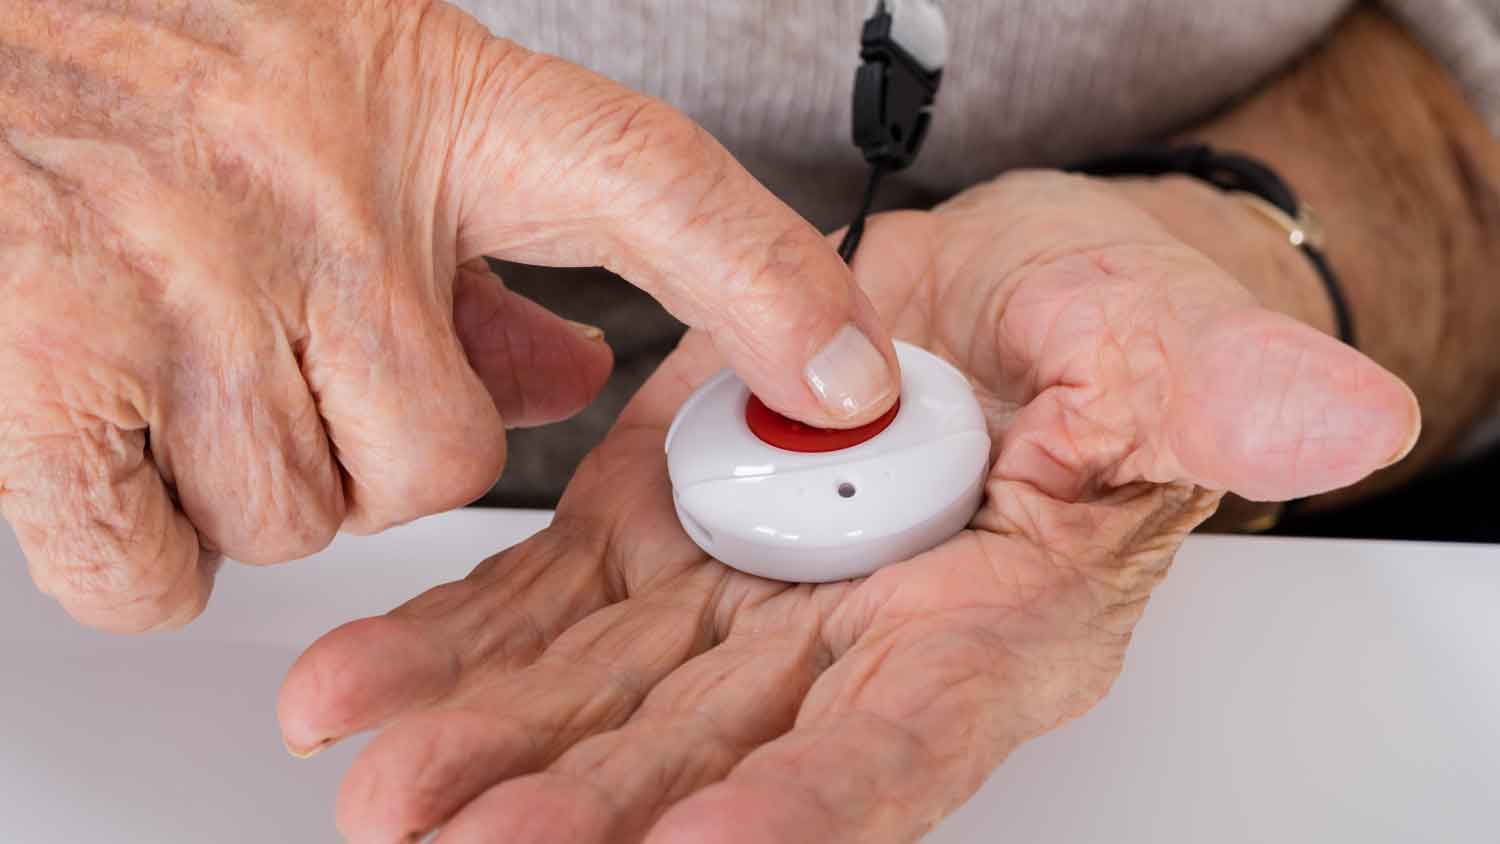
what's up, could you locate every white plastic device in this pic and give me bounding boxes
[665,341,990,583]
[874,0,949,72]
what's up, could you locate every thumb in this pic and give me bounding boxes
[1166,308,1421,501]
[993,306,1421,504]
[441,41,899,427]
[452,260,614,429]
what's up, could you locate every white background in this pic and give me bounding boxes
[2,510,1496,842]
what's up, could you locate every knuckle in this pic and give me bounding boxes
[240,497,341,553]
[208,453,345,567]
[350,429,506,532]
[226,500,341,566]
[732,222,841,330]
[59,576,206,635]
[393,377,508,518]
[3,420,185,609]
[44,509,184,610]
[588,96,703,170]
[611,107,728,218]
[411,431,508,513]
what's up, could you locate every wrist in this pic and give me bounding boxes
[1104,174,1340,336]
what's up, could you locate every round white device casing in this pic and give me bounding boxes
[665,341,990,583]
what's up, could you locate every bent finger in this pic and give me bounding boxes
[150,307,345,565]
[2,419,215,633]
[304,261,508,534]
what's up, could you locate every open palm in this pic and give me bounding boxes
[278,172,1417,844]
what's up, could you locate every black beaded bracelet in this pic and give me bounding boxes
[1067,143,1356,348]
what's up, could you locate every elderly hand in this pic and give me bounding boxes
[277,171,1418,843]
[0,0,898,632]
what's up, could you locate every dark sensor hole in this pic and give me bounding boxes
[837,482,857,499]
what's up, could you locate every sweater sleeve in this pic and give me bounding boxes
[1382,0,1500,132]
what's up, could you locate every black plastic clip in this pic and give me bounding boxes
[851,4,943,171]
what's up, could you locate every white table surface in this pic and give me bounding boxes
[1,510,1496,843]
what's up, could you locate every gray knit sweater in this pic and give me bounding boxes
[454,1,1500,229]
[449,0,1500,505]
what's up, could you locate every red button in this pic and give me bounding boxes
[745,394,901,453]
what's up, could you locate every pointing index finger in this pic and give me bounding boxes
[443,40,900,428]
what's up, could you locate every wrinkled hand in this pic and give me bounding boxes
[279,172,1419,843]
[0,0,897,632]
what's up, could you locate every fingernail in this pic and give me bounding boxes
[804,324,897,420]
[285,737,330,759]
[1381,389,1423,468]
[565,320,606,342]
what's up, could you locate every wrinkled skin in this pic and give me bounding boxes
[0,0,898,633]
[279,173,1419,844]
